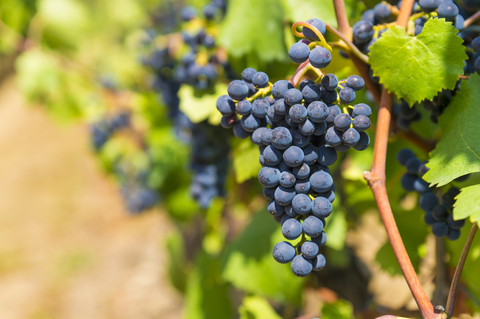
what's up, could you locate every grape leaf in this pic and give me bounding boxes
[321,300,355,319]
[233,140,262,183]
[423,74,480,186]
[239,296,282,319]
[453,184,480,226]
[221,210,303,304]
[218,0,287,62]
[179,84,225,125]
[369,18,466,106]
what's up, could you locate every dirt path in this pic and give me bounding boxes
[0,79,183,319]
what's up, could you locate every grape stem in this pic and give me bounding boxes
[324,23,369,64]
[334,0,443,318]
[464,10,480,28]
[291,22,333,52]
[445,223,478,317]
[289,61,324,88]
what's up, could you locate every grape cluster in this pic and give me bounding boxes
[392,100,422,129]
[90,112,131,150]
[471,36,480,74]
[397,148,467,239]
[216,19,373,276]
[116,166,159,214]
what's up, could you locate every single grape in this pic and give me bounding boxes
[303,18,326,40]
[353,20,374,43]
[302,84,321,103]
[334,113,352,131]
[418,0,439,13]
[401,173,417,192]
[321,88,338,104]
[271,127,293,150]
[268,200,285,216]
[312,232,327,246]
[289,104,308,123]
[472,36,480,53]
[180,6,196,21]
[216,95,236,116]
[299,79,315,91]
[334,142,350,152]
[353,132,370,151]
[346,75,365,91]
[307,101,329,123]
[397,148,415,166]
[280,171,297,188]
[291,130,310,148]
[236,100,252,116]
[252,99,269,118]
[283,146,304,167]
[272,241,296,264]
[318,145,337,166]
[419,193,439,212]
[302,144,319,165]
[437,2,458,21]
[352,115,371,132]
[258,167,281,188]
[273,99,288,115]
[442,188,460,209]
[228,80,249,100]
[339,87,356,104]
[309,47,332,69]
[447,214,466,230]
[285,204,299,217]
[322,74,338,91]
[274,186,296,206]
[295,179,311,194]
[313,121,327,136]
[325,127,343,146]
[272,80,293,99]
[267,105,283,123]
[293,163,310,179]
[221,115,235,128]
[289,42,311,63]
[406,157,422,174]
[251,127,266,146]
[263,187,275,200]
[263,145,283,166]
[242,68,257,83]
[374,3,391,22]
[312,196,332,218]
[299,119,316,136]
[282,218,303,240]
[291,255,313,277]
[447,228,461,241]
[475,56,480,75]
[241,114,260,132]
[261,128,272,145]
[424,212,436,225]
[252,72,269,88]
[303,215,324,237]
[301,241,319,259]
[432,222,449,237]
[432,204,449,221]
[361,9,375,24]
[233,121,251,139]
[310,171,333,193]
[414,178,432,193]
[342,128,360,146]
[284,89,304,106]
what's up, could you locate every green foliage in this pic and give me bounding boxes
[424,74,480,186]
[179,84,225,125]
[233,140,262,183]
[221,210,303,304]
[454,185,480,226]
[184,252,233,319]
[321,299,355,319]
[239,296,282,319]
[166,229,189,292]
[369,18,466,105]
[219,0,287,63]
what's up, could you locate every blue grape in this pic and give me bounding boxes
[272,80,293,99]
[280,171,297,188]
[321,88,338,104]
[302,84,321,103]
[303,18,326,40]
[307,101,329,123]
[312,254,326,271]
[397,148,415,166]
[289,104,308,123]
[236,99,252,115]
[263,187,275,200]
[293,163,310,179]
[374,3,391,22]
[251,128,266,145]
[447,228,461,240]
[353,20,374,43]
[346,75,365,91]
[283,146,304,167]
[334,142,350,152]
[302,215,324,237]
[472,36,480,53]
[273,242,296,264]
[241,114,260,132]
[313,121,327,136]
[442,187,460,209]
[292,130,310,148]
[220,115,235,128]
[414,178,432,193]
[180,6,196,21]
[216,95,236,116]
[289,42,311,63]
[203,4,217,19]
[261,128,272,145]
[275,186,296,206]
[268,200,285,216]
[233,121,250,139]
[301,241,319,259]
[353,132,370,151]
[285,204,299,217]
[424,212,437,226]
[326,105,341,124]
[312,196,332,218]
[342,128,360,146]
[432,222,449,237]
[454,14,464,31]
[325,127,342,146]
[295,179,311,194]
[361,9,375,24]
[284,88,304,106]
[322,74,338,91]
[258,167,281,188]
[353,115,371,132]
[419,0,438,13]
[420,193,439,212]
[406,157,422,174]
[447,214,466,230]
[432,204,449,221]
[292,193,312,215]
[291,255,313,277]
[339,87,356,104]
[253,72,269,88]
[267,105,283,122]
[252,99,269,118]
[228,80,249,100]
[318,145,337,166]
[437,2,458,21]
[353,103,372,117]
[273,99,288,115]
[310,171,333,193]
[271,127,293,150]
[303,144,319,165]
[334,113,352,131]
[282,218,303,240]
[401,173,417,191]
[242,68,257,83]
[299,119,316,136]
[309,47,332,69]
[263,145,283,166]
[299,79,315,91]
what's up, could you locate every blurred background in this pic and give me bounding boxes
[1,0,480,318]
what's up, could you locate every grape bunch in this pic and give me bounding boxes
[471,36,480,74]
[90,111,131,151]
[216,19,373,277]
[397,148,467,239]
[392,99,422,129]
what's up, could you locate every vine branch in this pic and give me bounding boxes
[464,10,480,28]
[324,23,369,63]
[445,223,478,317]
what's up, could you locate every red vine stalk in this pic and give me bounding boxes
[464,10,480,28]
[445,223,478,317]
[333,0,439,318]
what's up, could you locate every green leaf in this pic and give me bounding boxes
[369,18,466,105]
[233,140,262,183]
[321,300,355,319]
[166,229,189,293]
[179,84,225,125]
[218,0,287,62]
[221,210,303,304]
[453,185,480,226]
[423,74,480,186]
[184,252,233,319]
[325,202,347,251]
[239,296,282,319]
